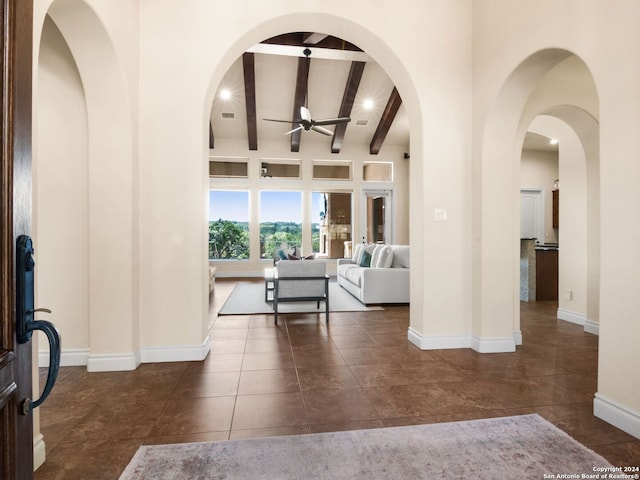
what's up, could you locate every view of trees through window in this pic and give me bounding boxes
[209,189,352,260]
[260,191,302,259]
[208,190,250,260]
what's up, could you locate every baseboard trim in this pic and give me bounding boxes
[408,328,470,350]
[584,319,600,335]
[39,348,89,368]
[33,433,46,471]
[557,308,599,335]
[408,328,516,353]
[594,393,640,440]
[514,330,523,346]
[87,352,141,372]
[471,335,517,353]
[557,308,586,326]
[140,335,211,363]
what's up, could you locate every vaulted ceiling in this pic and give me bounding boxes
[209,33,410,155]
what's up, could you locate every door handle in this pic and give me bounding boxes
[16,235,61,413]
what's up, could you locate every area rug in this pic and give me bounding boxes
[217,282,383,315]
[119,414,612,480]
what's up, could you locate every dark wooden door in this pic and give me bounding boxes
[1,0,35,478]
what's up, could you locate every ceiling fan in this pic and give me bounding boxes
[263,48,351,136]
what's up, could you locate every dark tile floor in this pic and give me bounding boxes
[34,279,640,479]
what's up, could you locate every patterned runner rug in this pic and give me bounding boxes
[119,414,612,479]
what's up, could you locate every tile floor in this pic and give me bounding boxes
[34,279,640,479]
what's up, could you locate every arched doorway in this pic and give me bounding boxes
[201,15,431,344]
[476,49,599,350]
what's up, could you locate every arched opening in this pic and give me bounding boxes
[476,50,599,352]
[204,33,410,280]
[201,15,426,337]
[35,0,137,372]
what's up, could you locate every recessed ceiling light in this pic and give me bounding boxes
[220,89,232,101]
[549,138,559,145]
[363,98,374,110]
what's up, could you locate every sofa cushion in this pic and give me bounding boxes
[391,245,410,268]
[338,263,363,287]
[351,243,363,264]
[370,244,383,267]
[374,245,394,268]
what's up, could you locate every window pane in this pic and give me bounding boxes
[209,158,248,178]
[312,192,352,259]
[261,160,300,179]
[312,161,351,180]
[363,162,393,182]
[209,190,250,260]
[260,191,302,259]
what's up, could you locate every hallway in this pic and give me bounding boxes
[34,279,640,479]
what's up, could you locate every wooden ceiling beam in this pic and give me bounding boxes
[262,33,362,52]
[331,61,366,154]
[369,87,402,155]
[242,52,258,151]
[290,55,310,152]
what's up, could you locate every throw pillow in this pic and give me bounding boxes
[352,243,363,264]
[359,250,372,267]
[287,253,301,260]
[370,244,385,267]
[277,249,288,261]
[375,245,394,268]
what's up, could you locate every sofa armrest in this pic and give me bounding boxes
[360,267,410,304]
[337,258,355,266]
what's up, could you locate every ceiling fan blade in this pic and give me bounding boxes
[311,125,334,136]
[300,106,312,122]
[263,118,298,124]
[283,126,304,135]
[313,117,351,126]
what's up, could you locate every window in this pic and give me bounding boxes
[260,160,301,179]
[260,191,302,259]
[208,190,249,260]
[312,161,352,180]
[312,192,352,259]
[363,161,393,182]
[209,157,249,178]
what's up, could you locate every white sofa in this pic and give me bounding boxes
[337,244,410,304]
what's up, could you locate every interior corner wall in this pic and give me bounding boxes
[35,0,142,371]
[34,15,89,360]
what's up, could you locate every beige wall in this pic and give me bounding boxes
[474,0,640,436]
[31,0,640,443]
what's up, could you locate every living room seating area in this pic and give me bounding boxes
[337,244,410,305]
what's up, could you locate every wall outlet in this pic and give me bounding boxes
[564,290,573,301]
[434,209,447,221]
